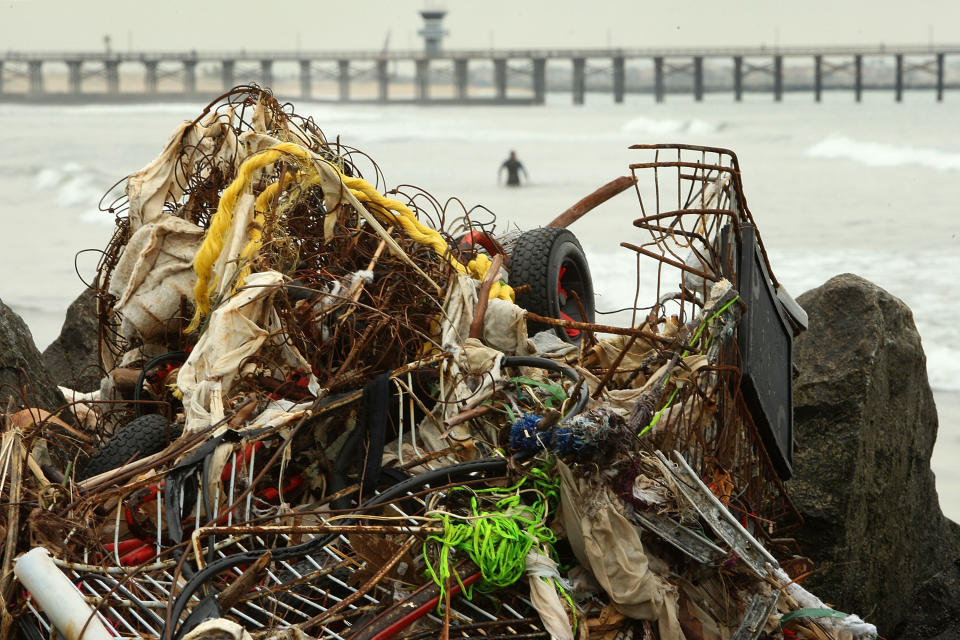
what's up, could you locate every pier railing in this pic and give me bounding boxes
[1,45,955,104]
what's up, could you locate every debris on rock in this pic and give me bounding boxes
[0,88,879,640]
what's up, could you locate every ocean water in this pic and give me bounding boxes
[1,89,957,516]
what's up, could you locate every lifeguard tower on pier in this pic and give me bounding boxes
[418,8,448,56]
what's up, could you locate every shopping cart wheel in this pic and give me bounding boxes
[508,227,594,343]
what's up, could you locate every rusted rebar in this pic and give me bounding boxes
[547,175,637,229]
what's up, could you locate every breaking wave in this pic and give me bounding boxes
[621,116,721,136]
[32,164,120,224]
[806,135,960,170]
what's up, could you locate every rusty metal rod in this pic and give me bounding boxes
[299,535,417,633]
[546,175,637,228]
[217,550,272,611]
[591,334,640,400]
[468,253,505,340]
[620,241,718,282]
[524,311,671,344]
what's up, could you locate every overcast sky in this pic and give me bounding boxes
[2,0,960,52]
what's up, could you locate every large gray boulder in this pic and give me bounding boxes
[0,299,66,412]
[42,288,101,392]
[893,559,960,639]
[789,273,960,637]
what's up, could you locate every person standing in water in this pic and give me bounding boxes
[498,150,528,187]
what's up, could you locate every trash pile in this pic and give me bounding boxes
[0,88,879,640]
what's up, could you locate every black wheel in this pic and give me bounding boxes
[508,227,594,342]
[80,414,182,480]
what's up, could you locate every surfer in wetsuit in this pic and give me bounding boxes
[498,150,528,187]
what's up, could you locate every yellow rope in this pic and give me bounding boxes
[342,179,513,301]
[186,146,305,332]
[233,172,295,293]
[187,142,513,332]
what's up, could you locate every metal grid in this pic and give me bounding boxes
[21,440,542,639]
[624,144,800,533]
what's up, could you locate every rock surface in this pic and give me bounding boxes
[789,273,960,637]
[42,288,101,392]
[893,558,960,639]
[0,299,66,412]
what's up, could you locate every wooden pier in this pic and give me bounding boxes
[1,44,956,104]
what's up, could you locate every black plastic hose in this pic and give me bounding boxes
[501,355,590,421]
[134,351,188,417]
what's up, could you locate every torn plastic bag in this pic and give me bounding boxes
[108,215,204,343]
[126,110,238,231]
[177,270,313,434]
[482,297,535,355]
[181,618,254,640]
[526,550,575,640]
[558,461,683,640]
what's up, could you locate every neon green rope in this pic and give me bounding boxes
[422,460,574,632]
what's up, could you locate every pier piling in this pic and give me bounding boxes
[299,60,311,99]
[654,56,664,102]
[613,56,625,103]
[67,60,82,94]
[814,55,822,102]
[733,56,742,101]
[183,60,197,94]
[145,60,159,93]
[377,59,389,102]
[694,56,704,101]
[222,60,235,92]
[533,58,546,105]
[338,60,350,102]
[415,58,429,102]
[28,60,43,95]
[260,60,273,89]
[455,58,469,100]
[854,54,862,101]
[572,57,586,105]
[494,58,507,100]
[773,55,782,101]
[895,54,903,102]
[937,53,944,101]
[105,60,120,94]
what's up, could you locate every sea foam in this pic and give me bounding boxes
[806,135,960,170]
[32,164,120,223]
[621,117,720,136]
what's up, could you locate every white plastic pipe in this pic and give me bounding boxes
[14,547,114,640]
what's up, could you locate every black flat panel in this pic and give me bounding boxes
[737,226,794,479]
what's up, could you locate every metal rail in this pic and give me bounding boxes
[4,43,960,62]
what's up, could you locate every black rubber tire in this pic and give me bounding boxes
[80,414,182,480]
[508,227,594,342]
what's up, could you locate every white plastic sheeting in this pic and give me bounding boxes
[176,270,315,434]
